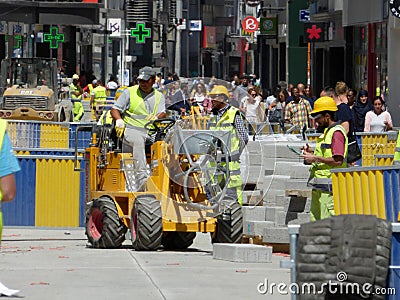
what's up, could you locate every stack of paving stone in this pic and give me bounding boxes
[241,136,314,246]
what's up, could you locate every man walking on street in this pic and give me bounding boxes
[284,87,312,133]
[301,97,348,221]
[208,85,248,205]
[111,66,166,191]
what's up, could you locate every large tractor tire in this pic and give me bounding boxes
[161,232,196,250]
[131,195,163,251]
[85,197,127,248]
[212,201,243,244]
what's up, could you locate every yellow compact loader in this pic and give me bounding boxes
[74,116,243,250]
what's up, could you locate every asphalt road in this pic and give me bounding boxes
[0,227,292,300]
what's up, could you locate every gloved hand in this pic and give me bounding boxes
[115,118,125,138]
[145,114,157,121]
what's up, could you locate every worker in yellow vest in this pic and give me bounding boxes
[301,97,348,221]
[208,85,249,205]
[70,74,84,122]
[91,80,107,121]
[110,66,166,190]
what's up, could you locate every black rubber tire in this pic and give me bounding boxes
[85,197,127,248]
[131,196,163,251]
[161,232,196,250]
[212,201,243,244]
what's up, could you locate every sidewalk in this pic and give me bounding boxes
[0,227,291,300]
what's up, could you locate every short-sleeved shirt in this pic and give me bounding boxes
[0,132,20,178]
[331,130,345,158]
[113,87,166,116]
[284,99,312,128]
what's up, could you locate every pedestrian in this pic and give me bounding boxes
[347,88,357,108]
[333,81,353,134]
[301,96,348,221]
[106,75,118,97]
[111,66,166,191]
[70,74,84,122]
[352,89,373,132]
[364,96,392,132]
[0,119,20,296]
[208,85,248,205]
[0,119,20,240]
[240,87,262,135]
[284,87,312,132]
[304,84,317,108]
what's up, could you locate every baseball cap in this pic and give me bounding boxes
[137,66,155,81]
[72,74,79,80]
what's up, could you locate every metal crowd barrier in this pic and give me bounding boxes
[306,132,399,167]
[3,120,93,228]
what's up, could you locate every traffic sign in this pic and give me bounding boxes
[299,10,310,22]
[241,16,259,33]
[108,18,121,37]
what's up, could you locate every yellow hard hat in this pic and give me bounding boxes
[208,85,229,98]
[310,96,337,115]
[72,74,79,80]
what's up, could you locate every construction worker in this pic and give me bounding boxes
[91,80,107,108]
[110,66,166,190]
[70,74,84,122]
[0,119,20,241]
[301,96,348,221]
[208,85,249,205]
[91,80,107,121]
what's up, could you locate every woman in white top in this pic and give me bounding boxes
[364,96,392,132]
[240,88,263,135]
[190,82,207,112]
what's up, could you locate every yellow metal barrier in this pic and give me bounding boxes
[359,132,397,166]
[35,158,81,227]
[374,154,394,166]
[40,123,69,148]
[332,166,387,219]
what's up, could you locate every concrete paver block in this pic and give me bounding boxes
[243,221,275,236]
[262,227,290,244]
[213,243,273,263]
[242,206,266,222]
[288,212,311,225]
[265,206,284,222]
[274,161,310,179]
[284,179,309,190]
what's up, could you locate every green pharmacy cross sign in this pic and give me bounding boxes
[130,22,151,44]
[44,27,65,49]
[13,35,22,49]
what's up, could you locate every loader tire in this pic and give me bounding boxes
[212,202,243,244]
[161,232,196,250]
[131,196,162,251]
[85,197,127,248]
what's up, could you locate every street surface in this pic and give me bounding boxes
[1,228,291,300]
